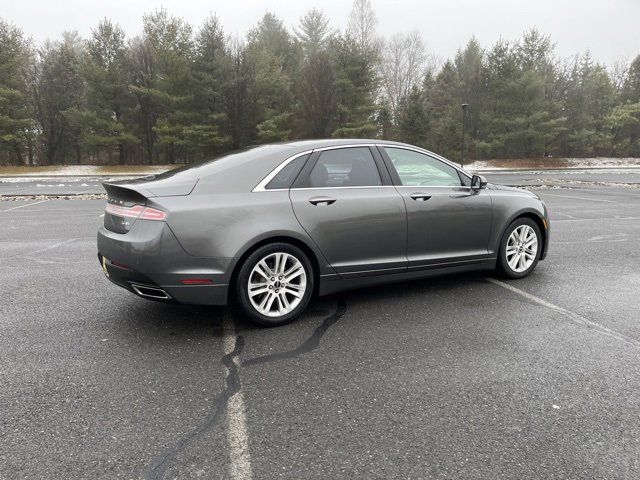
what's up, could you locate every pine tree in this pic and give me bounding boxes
[129,8,194,163]
[454,38,483,156]
[295,9,331,57]
[74,19,136,164]
[398,86,429,146]
[562,53,615,155]
[33,32,86,164]
[622,55,640,103]
[295,52,336,138]
[605,102,640,156]
[329,34,377,138]
[246,13,299,143]
[0,19,33,164]
[189,15,231,157]
[424,60,460,159]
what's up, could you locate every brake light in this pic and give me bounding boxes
[105,204,166,221]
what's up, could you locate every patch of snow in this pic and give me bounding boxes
[564,157,640,168]
[1,175,140,183]
[464,157,640,172]
[0,165,173,177]
[0,194,106,201]
[464,160,503,171]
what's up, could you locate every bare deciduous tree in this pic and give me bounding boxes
[347,0,379,52]
[379,31,427,121]
[609,58,629,92]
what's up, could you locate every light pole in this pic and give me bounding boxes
[461,103,469,168]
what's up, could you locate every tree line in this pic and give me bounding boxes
[1,0,639,166]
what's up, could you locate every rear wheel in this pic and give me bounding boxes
[497,218,541,279]
[235,243,314,326]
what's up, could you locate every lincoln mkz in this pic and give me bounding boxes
[97,139,549,325]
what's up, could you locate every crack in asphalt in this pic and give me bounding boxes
[145,297,347,479]
[243,297,347,366]
[145,334,245,480]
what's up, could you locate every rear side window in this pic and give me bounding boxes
[265,154,310,189]
[384,147,462,187]
[308,147,381,188]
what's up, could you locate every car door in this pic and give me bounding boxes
[289,146,407,278]
[379,146,492,269]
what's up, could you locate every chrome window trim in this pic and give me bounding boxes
[264,185,463,192]
[291,185,397,191]
[393,185,473,190]
[312,143,379,151]
[252,143,472,193]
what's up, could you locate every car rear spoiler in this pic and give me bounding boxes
[102,176,199,200]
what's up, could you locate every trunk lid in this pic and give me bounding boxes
[102,174,198,234]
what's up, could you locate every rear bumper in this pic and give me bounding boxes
[97,221,230,306]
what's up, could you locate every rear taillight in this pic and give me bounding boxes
[139,207,167,221]
[105,204,166,221]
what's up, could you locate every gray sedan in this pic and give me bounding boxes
[97,139,549,326]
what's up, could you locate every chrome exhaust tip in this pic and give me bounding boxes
[131,284,171,300]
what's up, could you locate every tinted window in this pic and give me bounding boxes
[385,147,462,187]
[308,147,381,188]
[149,145,291,180]
[458,171,472,186]
[265,154,309,189]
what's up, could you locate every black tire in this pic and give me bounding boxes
[497,217,542,279]
[235,242,314,326]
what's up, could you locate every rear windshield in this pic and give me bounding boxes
[144,145,294,180]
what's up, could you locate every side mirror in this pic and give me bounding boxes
[471,174,487,190]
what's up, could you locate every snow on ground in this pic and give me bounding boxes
[465,157,640,171]
[1,158,640,178]
[0,165,173,177]
[0,176,136,183]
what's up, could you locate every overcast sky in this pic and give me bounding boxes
[2,0,639,65]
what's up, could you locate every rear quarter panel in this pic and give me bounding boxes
[154,188,335,280]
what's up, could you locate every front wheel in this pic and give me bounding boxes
[235,243,314,326]
[497,218,542,279]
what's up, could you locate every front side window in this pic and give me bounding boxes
[384,147,463,187]
[308,147,382,188]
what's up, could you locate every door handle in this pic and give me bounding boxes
[410,193,432,202]
[309,196,337,206]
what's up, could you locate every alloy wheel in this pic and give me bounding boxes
[247,252,307,317]
[505,224,538,273]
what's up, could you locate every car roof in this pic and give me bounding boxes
[277,138,412,153]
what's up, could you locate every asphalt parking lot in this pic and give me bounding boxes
[1,181,639,479]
